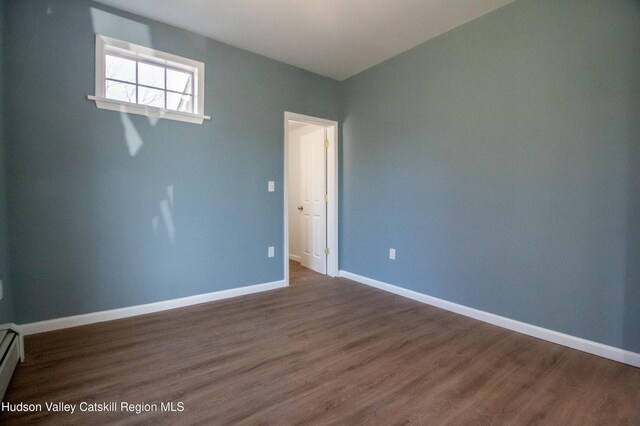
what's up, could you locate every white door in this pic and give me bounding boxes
[299,127,327,274]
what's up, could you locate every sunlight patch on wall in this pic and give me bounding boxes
[160,200,175,242]
[167,185,174,206]
[119,112,143,156]
[90,7,151,48]
[152,186,176,242]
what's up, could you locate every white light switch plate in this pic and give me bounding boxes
[268,181,275,192]
[268,246,275,258]
[389,248,396,260]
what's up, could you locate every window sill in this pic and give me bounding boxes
[88,95,211,125]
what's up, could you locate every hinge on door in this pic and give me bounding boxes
[324,139,329,149]
[325,248,330,255]
[325,194,329,202]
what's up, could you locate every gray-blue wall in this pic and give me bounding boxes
[341,0,640,352]
[5,0,339,323]
[0,0,15,324]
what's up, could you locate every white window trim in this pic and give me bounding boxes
[89,35,210,125]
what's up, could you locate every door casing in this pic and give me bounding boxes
[284,112,339,284]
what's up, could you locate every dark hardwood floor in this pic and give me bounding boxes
[2,261,639,424]
[289,259,321,286]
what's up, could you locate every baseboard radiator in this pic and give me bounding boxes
[0,325,23,400]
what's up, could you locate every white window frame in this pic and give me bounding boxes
[89,35,210,125]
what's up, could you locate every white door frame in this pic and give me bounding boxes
[284,112,339,284]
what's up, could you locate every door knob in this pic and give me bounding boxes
[297,206,304,211]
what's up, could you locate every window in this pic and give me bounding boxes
[89,35,210,124]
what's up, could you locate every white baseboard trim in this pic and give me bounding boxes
[339,270,640,369]
[289,254,301,262]
[20,280,287,336]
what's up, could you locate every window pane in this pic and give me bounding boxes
[138,62,165,89]
[138,86,165,108]
[166,92,193,113]
[105,80,136,103]
[167,69,193,94]
[105,55,136,83]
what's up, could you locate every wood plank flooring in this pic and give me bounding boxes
[2,261,639,424]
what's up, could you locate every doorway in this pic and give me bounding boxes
[284,112,338,285]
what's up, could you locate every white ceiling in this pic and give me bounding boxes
[94,0,516,81]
